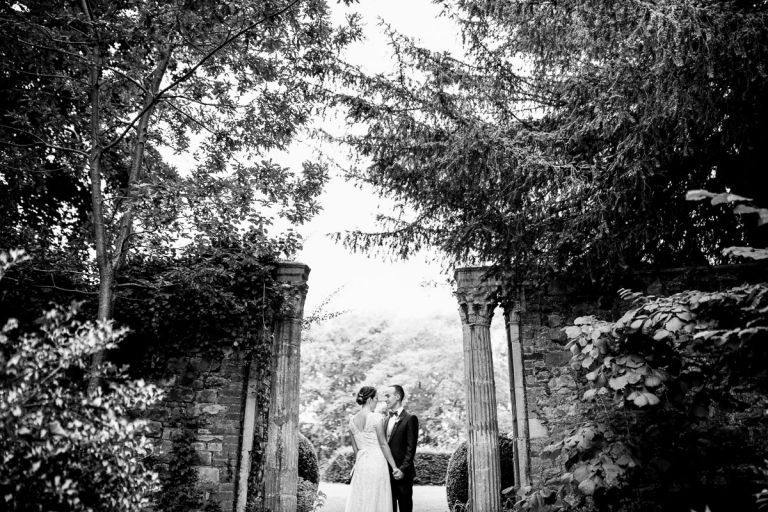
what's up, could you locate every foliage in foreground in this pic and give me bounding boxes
[0,250,161,511]
[511,283,768,512]
[0,286,161,510]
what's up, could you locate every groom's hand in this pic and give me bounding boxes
[393,468,403,480]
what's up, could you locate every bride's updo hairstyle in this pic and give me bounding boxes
[355,386,377,406]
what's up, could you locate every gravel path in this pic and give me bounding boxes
[317,482,448,512]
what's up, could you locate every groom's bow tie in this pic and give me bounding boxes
[389,411,399,417]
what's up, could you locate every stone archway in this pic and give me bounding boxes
[236,263,533,512]
[257,264,532,512]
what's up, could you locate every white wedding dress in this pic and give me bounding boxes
[344,412,393,512]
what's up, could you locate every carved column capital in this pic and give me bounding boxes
[275,262,310,319]
[455,267,501,326]
[454,266,503,511]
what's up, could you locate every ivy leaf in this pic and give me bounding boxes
[630,391,648,406]
[602,462,622,485]
[644,392,661,406]
[685,190,715,201]
[609,375,628,390]
[572,465,591,482]
[565,326,582,339]
[578,477,597,495]
[711,192,752,205]
[665,317,685,332]
[722,246,768,260]
[645,375,662,387]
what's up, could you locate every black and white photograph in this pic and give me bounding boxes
[1,1,767,511]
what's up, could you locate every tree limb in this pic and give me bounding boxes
[102,0,303,152]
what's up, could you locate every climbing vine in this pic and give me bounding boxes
[513,283,768,512]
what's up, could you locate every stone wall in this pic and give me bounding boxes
[518,263,768,485]
[144,348,255,511]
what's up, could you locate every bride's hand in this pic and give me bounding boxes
[392,468,403,480]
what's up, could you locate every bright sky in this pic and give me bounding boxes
[294,0,464,320]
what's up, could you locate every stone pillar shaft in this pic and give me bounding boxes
[235,359,261,512]
[263,263,309,512]
[504,302,531,490]
[503,306,521,488]
[456,267,502,512]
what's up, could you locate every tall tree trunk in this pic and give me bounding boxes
[87,46,171,390]
[86,37,112,391]
[112,46,172,271]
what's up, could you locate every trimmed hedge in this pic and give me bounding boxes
[298,433,319,484]
[445,435,516,510]
[413,451,452,486]
[323,448,452,485]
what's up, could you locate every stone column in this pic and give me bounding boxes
[503,297,531,490]
[263,263,310,512]
[455,267,502,512]
[235,357,262,512]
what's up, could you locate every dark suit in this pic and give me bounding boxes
[387,409,418,512]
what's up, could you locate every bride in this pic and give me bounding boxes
[344,386,403,512]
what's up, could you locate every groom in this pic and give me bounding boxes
[383,385,418,512]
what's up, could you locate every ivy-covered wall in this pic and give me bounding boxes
[145,350,252,510]
[519,263,768,485]
[105,252,286,512]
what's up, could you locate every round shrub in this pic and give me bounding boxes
[323,448,355,484]
[298,433,319,485]
[445,435,516,509]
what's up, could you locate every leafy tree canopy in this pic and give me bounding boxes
[337,0,768,285]
[0,0,360,294]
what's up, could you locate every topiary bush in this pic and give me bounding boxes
[298,433,319,485]
[296,434,320,512]
[323,449,354,484]
[446,435,516,510]
[323,448,452,485]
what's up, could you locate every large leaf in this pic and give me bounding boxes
[565,325,582,339]
[578,477,597,495]
[685,189,715,201]
[723,246,768,260]
[711,192,752,205]
[609,374,628,390]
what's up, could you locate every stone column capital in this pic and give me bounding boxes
[455,267,501,326]
[275,262,310,284]
[275,262,310,320]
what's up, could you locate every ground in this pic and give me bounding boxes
[318,483,448,512]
